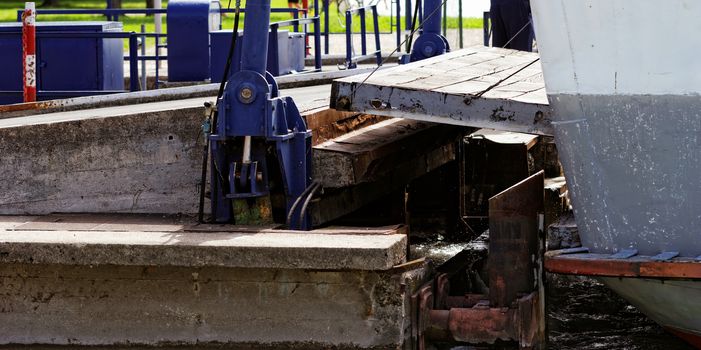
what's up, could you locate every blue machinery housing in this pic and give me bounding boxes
[404,0,449,63]
[0,22,126,105]
[209,0,313,230]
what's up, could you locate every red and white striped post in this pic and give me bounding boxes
[22,2,36,103]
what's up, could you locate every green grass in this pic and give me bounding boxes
[0,0,483,48]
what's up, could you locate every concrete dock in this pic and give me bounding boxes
[0,214,420,348]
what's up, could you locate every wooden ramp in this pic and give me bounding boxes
[331,46,554,136]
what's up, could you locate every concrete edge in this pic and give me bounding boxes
[0,231,407,271]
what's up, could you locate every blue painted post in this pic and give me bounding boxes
[128,33,140,91]
[396,0,401,51]
[323,0,329,54]
[240,0,270,75]
[155,33,160,89]
[293,9,299,33]
[313,17,322,70]
[345,11,354,68]
[359,8,367,56]
[372,6,382,66]
[105,0,112,21]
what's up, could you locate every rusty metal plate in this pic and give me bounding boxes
[488,171,544,307]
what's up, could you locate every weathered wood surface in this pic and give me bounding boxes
[313,118,462,188]
[331,46,553,136]
[310,119,464,226]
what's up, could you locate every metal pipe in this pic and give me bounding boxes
[242,136,252,163]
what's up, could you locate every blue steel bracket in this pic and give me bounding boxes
[402,0,449,63]
[408,32,450,62]
[209,70,313,230]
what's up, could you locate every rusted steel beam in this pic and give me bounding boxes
[545,252,701,279]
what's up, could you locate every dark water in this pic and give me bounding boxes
[547,275,693,350]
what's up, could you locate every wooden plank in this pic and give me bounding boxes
[331,46,553,136]
[310,142,457,226]
[313,119,462,188]
[302,107,388,146]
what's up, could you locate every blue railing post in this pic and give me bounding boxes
[128,32,140,91]
[105,0,112,21]
[155,33,161,89]
[396,0,402,51]
[293,9,299,33]
[324,0,329,54]
[345,5,382,69]
[313,17,321,71]
[359,8,367,56]
[372,5,382,66]
[345,10,354,68]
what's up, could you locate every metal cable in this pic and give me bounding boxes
[298,182,323,227]
[286,181,321,226]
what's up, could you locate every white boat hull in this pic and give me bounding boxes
[531,0,701,346]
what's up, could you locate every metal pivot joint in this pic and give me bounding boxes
[209,0,313,230]
[403,0,449,63]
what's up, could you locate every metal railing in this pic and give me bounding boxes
[344,5,382,69]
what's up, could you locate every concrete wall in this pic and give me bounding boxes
[0,263,425,348]
[0,108,203,215]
